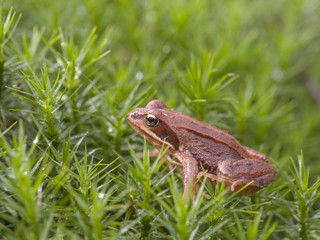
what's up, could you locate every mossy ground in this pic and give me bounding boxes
[0,1,320,239]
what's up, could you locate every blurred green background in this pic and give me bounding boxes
[1,0,320,239]
[4,0,319,175]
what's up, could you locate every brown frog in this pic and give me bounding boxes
[126,100,277,200]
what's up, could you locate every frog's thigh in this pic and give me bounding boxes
[174,153,199,200]
[218,158,260,177]
[217,158,272,193]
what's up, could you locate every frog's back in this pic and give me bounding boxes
[166,110,250,172]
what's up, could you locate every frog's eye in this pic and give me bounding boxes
[145,114,159,127]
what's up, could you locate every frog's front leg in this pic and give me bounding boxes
[198,158,277,195]
[174,153,199,202]
[143,148,181,170]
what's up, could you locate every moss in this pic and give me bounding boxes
[0,1,319,239]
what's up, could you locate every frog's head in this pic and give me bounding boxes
[126,100,179,150]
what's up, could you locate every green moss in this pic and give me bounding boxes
[0,1,320,239]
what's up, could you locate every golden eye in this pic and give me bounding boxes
[145,114,159,127]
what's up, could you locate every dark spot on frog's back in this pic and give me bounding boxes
[203,146,210,152]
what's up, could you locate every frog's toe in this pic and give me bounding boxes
[230,179,247,192]
[230,179,260,195]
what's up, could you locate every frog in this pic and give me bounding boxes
[126,100,277,200]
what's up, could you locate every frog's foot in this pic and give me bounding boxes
[198,171,261,195]
[140,149,181,171]
[138,148,160,158]
[229,179,259,196]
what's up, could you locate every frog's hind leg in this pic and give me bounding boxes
[244,147,268,161]
[216,158,277,195]
[197,172,221,181]
[197,170,258,195]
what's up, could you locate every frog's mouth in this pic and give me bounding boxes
[126,112,175,150]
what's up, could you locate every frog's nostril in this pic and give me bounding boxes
[128,112,140,119]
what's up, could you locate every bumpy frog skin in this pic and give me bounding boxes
[126,100,277,200]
